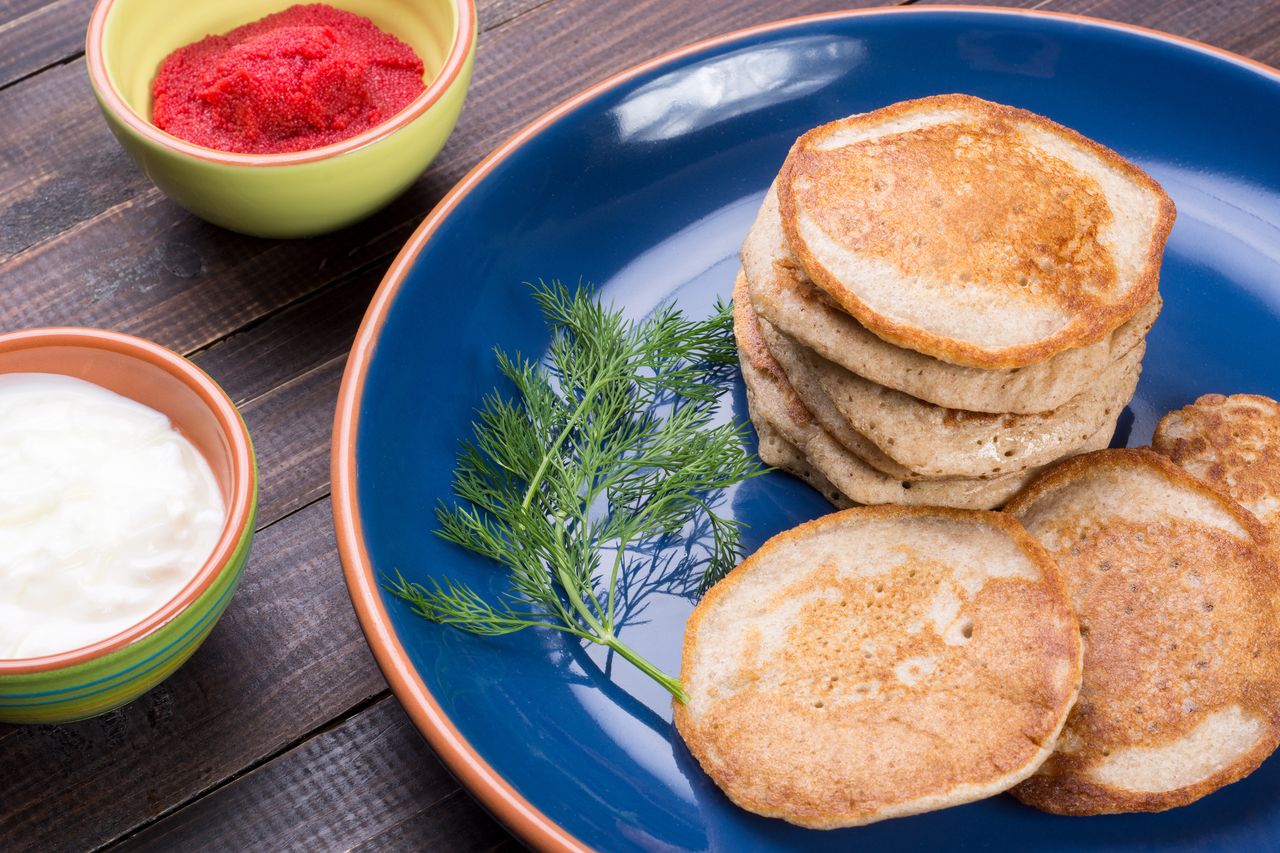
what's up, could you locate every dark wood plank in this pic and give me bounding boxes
[114,697,509,853]
[0,0,896,360]
[0,0,93,90]
[0,499,387,853]
[0,59,152,258]
[0,186,398,353]
[0,0,54,18]
[189,271,378,406]
[236,354,345,524]
[481,0,552,30]
[1040,0,1280,64]
[347,789,517,853]
[929,0,1280,67]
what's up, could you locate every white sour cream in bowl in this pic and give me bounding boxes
[0,373,226,659]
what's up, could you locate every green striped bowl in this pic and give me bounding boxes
[0,328,258,725]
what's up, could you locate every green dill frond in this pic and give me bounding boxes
[384,281,764,702]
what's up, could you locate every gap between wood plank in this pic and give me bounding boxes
[486,0,558,31]
[1,181,159,267]
[0,47,80,95]
[347,788,486,853]
[238,351,345,426]
[96,687,395,852]
[180,261,381,367]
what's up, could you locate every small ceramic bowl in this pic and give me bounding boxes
[0,329,258,725]
[85,0,478,238]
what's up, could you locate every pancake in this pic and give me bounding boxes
[754,315,919,482]
[742,183,1162,414]
[776,94,1175,369]
[1153,393,1280,544]
[753,419,854,510]
[806,336,1144,479]
[736,269,911,479]
[734,273,1069,509]
[674,505,1083,828]
[1005,449,1280,814]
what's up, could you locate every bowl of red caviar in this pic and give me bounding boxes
[86,1,477,238]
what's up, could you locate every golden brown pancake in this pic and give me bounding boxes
[754,314,919,482]
[674,505,1083,828]
[733,273,1083,508]
[1153,393,1280,545]
[752,418,854,510]
[741,182,1162,414]
[777,94,1175,369]
[734,268,914,481]
[1005,448,1280,814]
[771,320,1144,479]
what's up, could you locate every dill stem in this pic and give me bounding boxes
[519,360,620,513]
[551,530,686,703]
[605,538,627,630]
[605,635,688,704]
[557,562,605,634]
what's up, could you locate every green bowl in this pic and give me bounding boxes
[85,0,477,238]
[0,329,258,724]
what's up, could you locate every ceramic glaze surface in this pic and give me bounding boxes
[344,10,1280,851]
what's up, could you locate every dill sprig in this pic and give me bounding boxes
[385,280,763,702]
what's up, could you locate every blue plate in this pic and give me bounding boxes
[334,8,1280,851]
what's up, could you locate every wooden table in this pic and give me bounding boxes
[1,0,1276,849]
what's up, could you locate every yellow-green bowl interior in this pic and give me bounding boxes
[101,0,459,135]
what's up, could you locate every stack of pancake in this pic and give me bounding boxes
[736,95,1175,510]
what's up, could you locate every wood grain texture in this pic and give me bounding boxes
[346,789,520,853]
[114,697,507,853]
[238,355,345,524]
[0,0,93,90]
[2,0,1278,851]
[0,59,152,259]
[1040,0,1280,65]
[480,0,552,30]
[188,271,379,407]
[932,0,1280,67]
[0,0,56,19]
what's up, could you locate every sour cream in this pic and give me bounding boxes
[0,373,225,659]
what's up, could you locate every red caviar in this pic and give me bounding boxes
[151,4,426,155]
